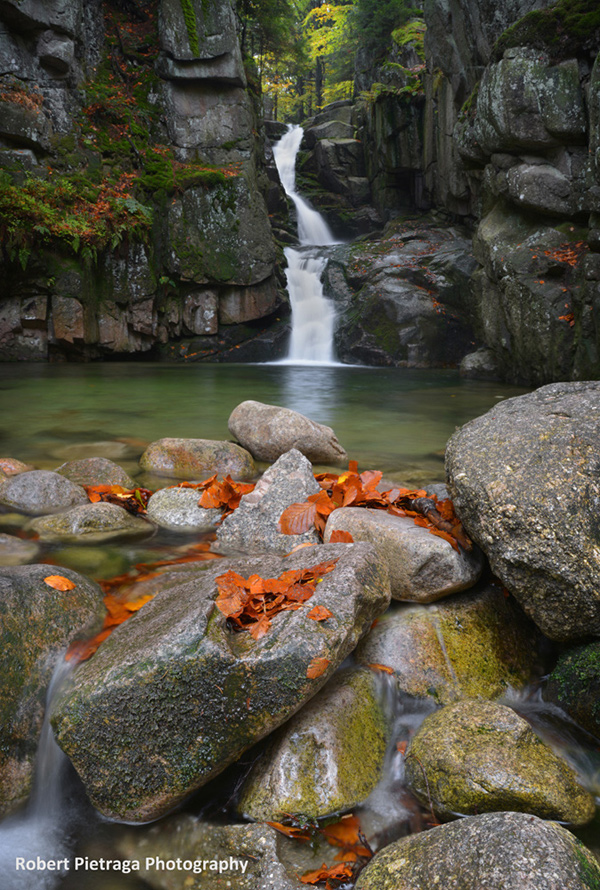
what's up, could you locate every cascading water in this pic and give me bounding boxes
[273,125,339,364]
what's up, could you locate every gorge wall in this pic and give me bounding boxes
[0,0,288,362]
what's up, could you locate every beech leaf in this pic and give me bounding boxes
[278,501,318,535]
[307,605,333,621]
[306,656,330,679]
[43,575,76,591]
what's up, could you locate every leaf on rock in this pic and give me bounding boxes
[43,575,76,591]
[307,605,333,622]
[368,662,394,674]
[266,821,312,841]
[278,500,318,535]
[194,474,255,521]
[328,530,354,543]
[306,656,330,679]
[84,484,152,515]
[300,863,354,886]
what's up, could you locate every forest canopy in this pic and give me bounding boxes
[235,0,420,120]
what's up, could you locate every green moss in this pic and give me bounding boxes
[180,0,200,56]
[392,19,426,60]
[574,842,600,890]
[493,0,600,61]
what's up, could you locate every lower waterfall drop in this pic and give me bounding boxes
[273,125,340,364]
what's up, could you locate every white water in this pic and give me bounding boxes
[273,125,339,364]
[0,659,75,890]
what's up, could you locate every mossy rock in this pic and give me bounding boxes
[545,642,600,739]
[493,0,600,62]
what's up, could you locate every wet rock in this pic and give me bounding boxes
[146,487,221,533]
[0,532,40,566]
[0,458,35,476]
[228,401,347,464]
[324,508,482,601]
[216,449,321,554]
[459,347,501,380]
[139,438,255,481]
[51,546,129,580]
[116,816,307,890]
[405,700,595,824]
[445,382,600,641]
[26,502,154,544]
[50,543,390,822]
[545,642,600,740]
[238,667,390,821]
[55,457,137,489]
[354,811,600,890]
[0,470,88,515]
[0,565,105,817]
[51,441,139,462]
[355,585,543,704]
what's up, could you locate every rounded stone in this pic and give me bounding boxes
[139,438,255,481]
[146,487,222,533]
[0,470,88,515]
[26,502,155,544]
[0,533,40,566]
[55,457,137,489]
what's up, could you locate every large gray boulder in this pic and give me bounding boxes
[324,507,482,601]
[355,811,600,890]
[238,668,390,821]
[446,382,600,641]
[355,586,543,704]
[139,438,255,481]
[216,449,321,554]
[50,543,390,822]
[0,470,88,515]
[405,700,595,824]
[228,401,347,464]
[0,565,104,816]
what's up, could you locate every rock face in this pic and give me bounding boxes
[238,668,390,821]
[26,502,154,544]
[228,401,347,464]
[324,507,482,601]
[545,642,600,740]
[355,586,543,704]
[139,438,255,481]
[355,811,600,890]
[446,382,600,641]
[0,565,104,817]
[0,0,283,363]
[216,449,321,554]
[405,700,595,824]
[0,470,88,515]
[50,543,390,822]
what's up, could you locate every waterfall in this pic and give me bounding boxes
[273,125,339,364]
[0,659,76,890]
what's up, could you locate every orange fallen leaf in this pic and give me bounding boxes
[307,605,333,621]
[44,575,76,591]
[306,656,330,679]
[266,821,311,841]
[300,863,353,885]
[328,529,354,543]
[368,663,394,674]
[397,741,408,754]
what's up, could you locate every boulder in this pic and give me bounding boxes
[139,438,255,481]
[324,508,482,601]
[0,565,104,816]
[445,382,600,641]
[216,449,321,555]
[146,487,221,533]
[545,642,600,740]
[0,458,34,476]
[238,668,390,821]
[354,812,600,890]
[50,543,391,822]
[55,457,137,489]
[405,700,595,824]
[0,470,88,515]
[228,401,347,464]
[0,532,39,566]
[355,586,543,704]
[26,502,154,544]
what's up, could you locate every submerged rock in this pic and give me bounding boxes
[26,502,154,544]
[355,585,542,704]
[139,437,255,481]
[50,543,390,822]
[55,457,137,489]
[324,507,482,601]
[238,667,390,821]
[0,565,105,817]
[545,642,600,740]
[0,470,88,515]
[228,400,347,464]
[146,487,221,532]
[355,812,600,890]
[446,382,600,641]
[0,532,40,566]
[405,700,595,824]
[0,458,34,476]
[216,449,321,554]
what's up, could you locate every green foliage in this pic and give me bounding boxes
[392,19,426,60]
[354,0,416,56]
[179,0,200,55]
[493,0,600,61]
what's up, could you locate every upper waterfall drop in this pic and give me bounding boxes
[273,125,339,364]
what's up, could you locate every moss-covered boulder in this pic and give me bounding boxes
[0,565,105,816]
[139,437,255,481]
[50,543,390,822]
[26,502,154,544]
[355,585,542,704]
[355,811,600,890]
[238,667,390,821]
[545,642,600,739]
[405,700,595,824]
[446,382,600,641]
